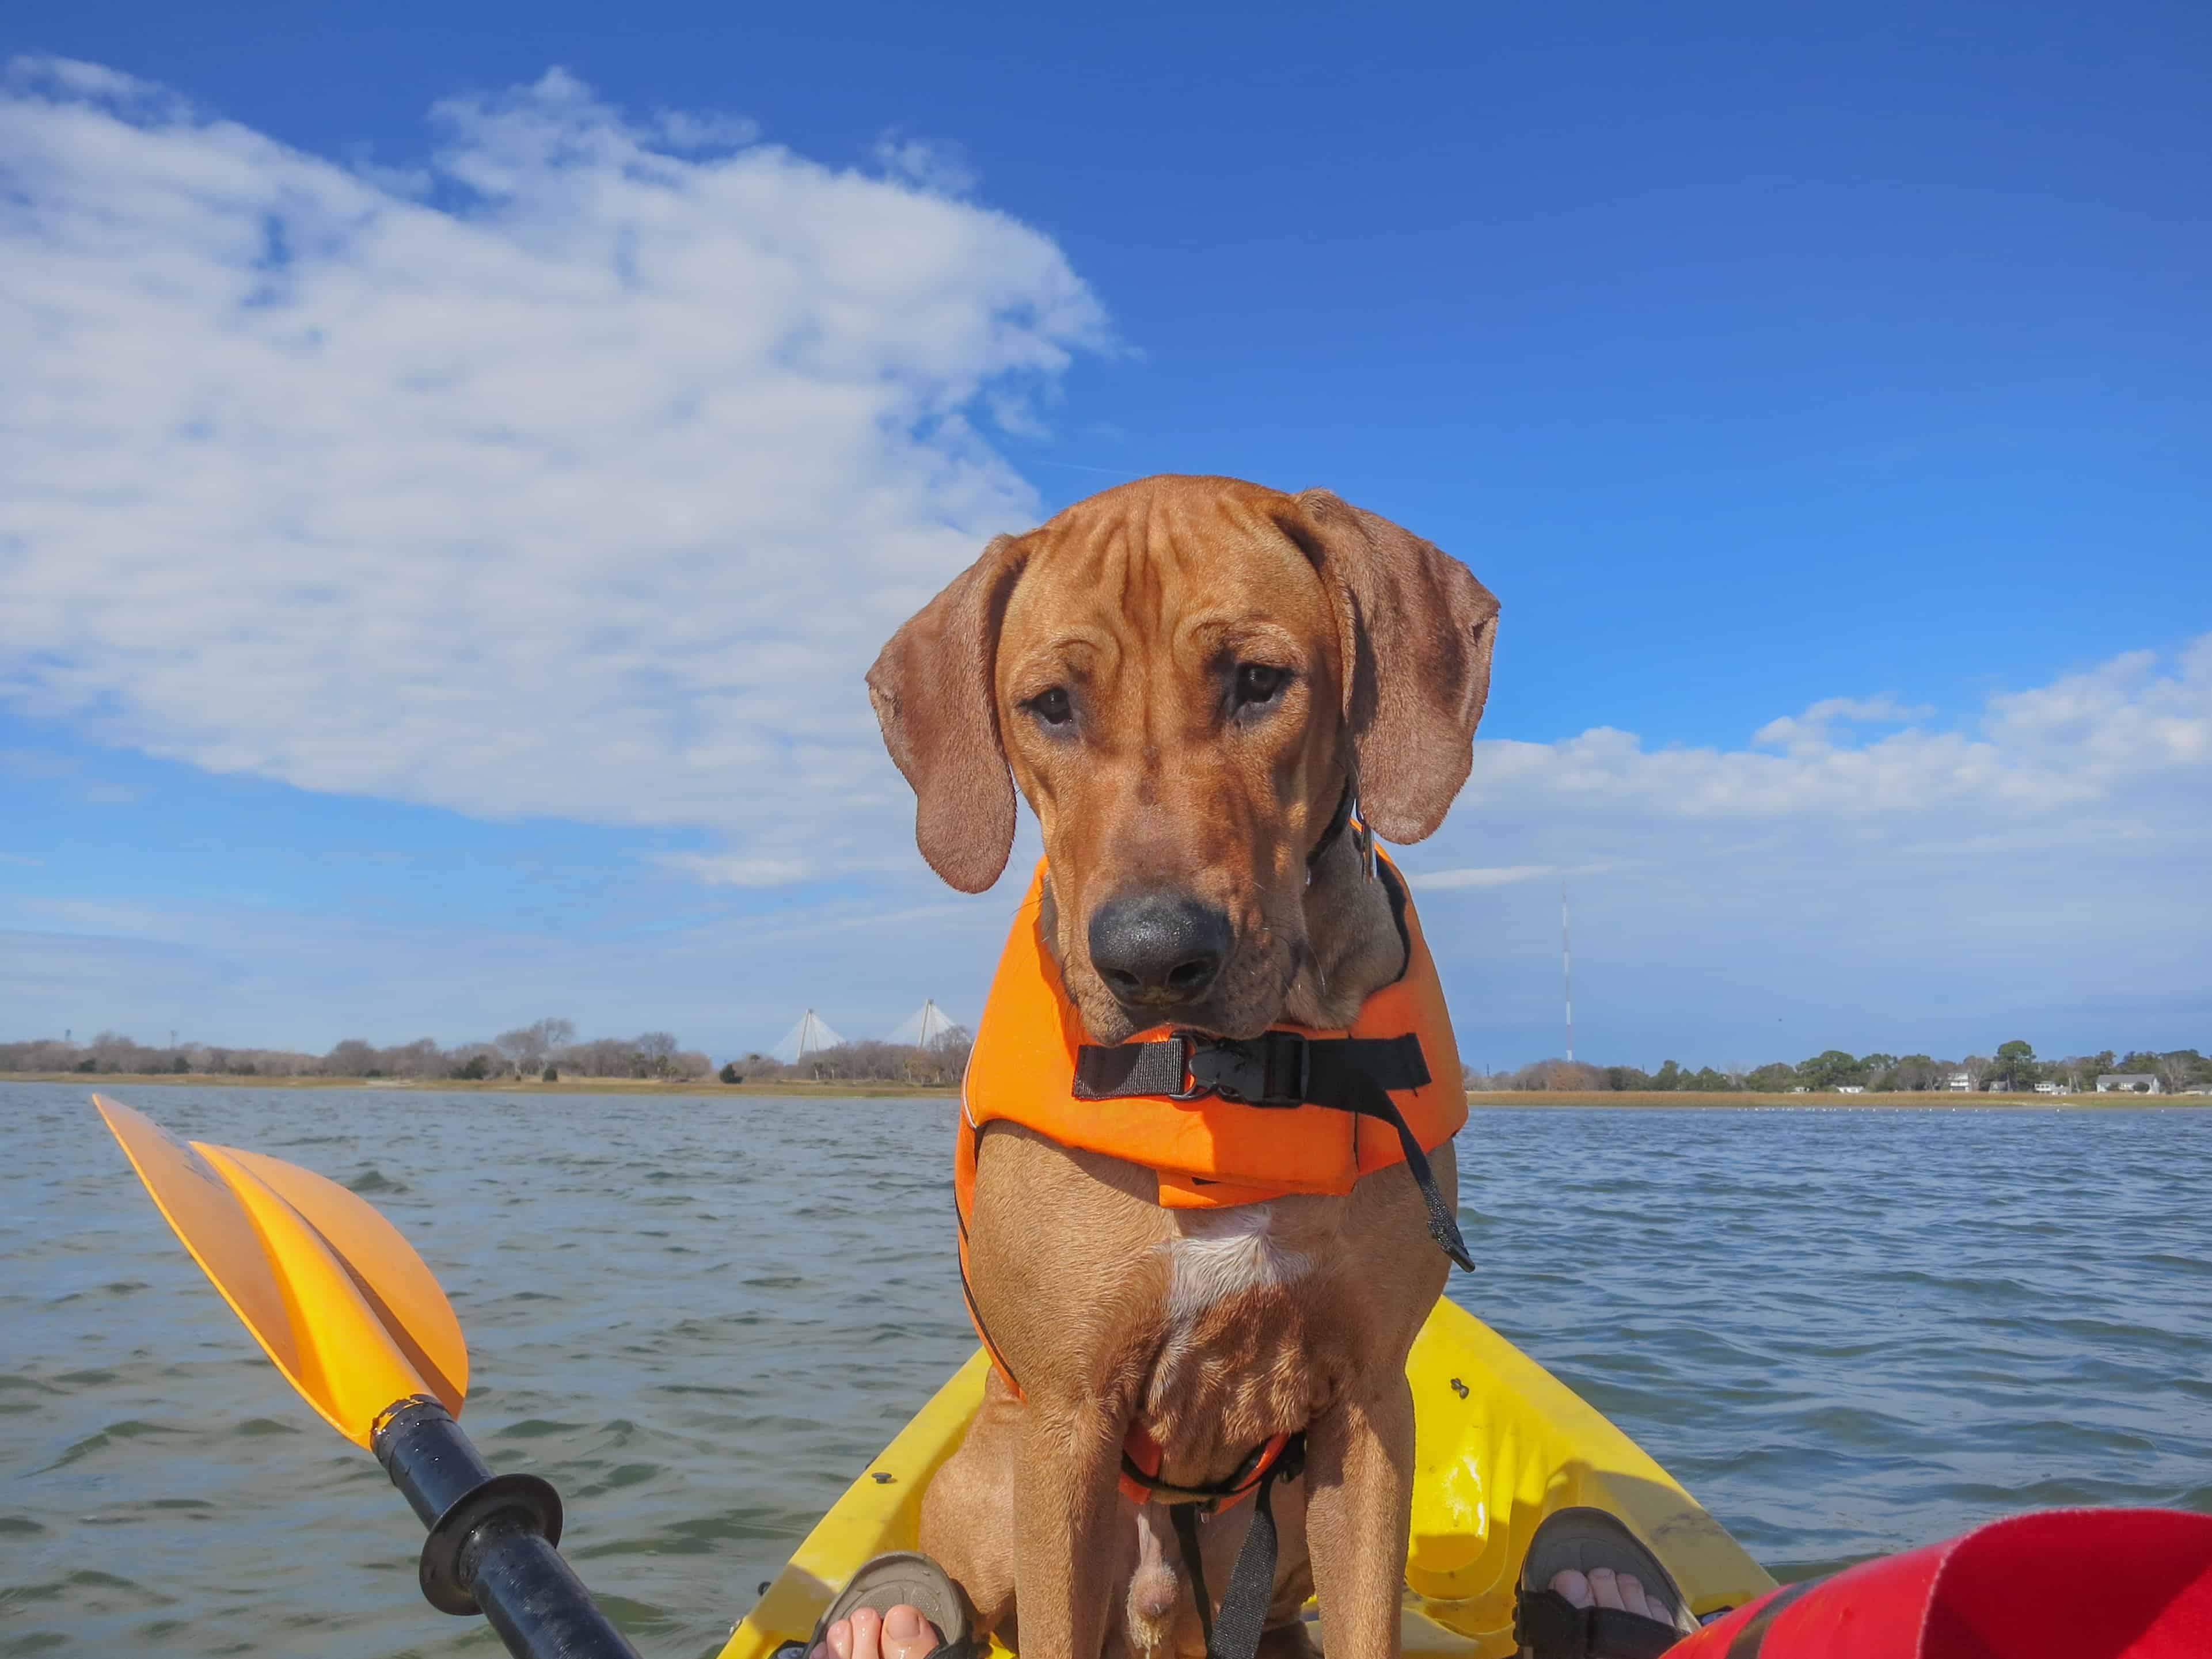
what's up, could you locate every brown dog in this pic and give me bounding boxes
[868,475,1498,1659]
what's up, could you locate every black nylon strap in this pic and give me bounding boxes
[1071,1029,1470,1272]
[1073,1032,1427,1104]
[1071,1037,1196,1100]
[1153,1434,1306,1659]
[1324,1063,1474,1272]
[1514,1588,1679,1659]
[1303,1032,1429,1097]
[1170,1504,1213,1651]
[1204,1455,1285,1659]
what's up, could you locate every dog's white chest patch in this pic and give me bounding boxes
[1164,1205,1310,1323]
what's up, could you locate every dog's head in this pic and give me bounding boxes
[868,474,1498,1042]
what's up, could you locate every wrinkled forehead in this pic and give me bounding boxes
[999,484,1335,668]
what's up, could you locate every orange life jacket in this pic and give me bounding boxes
[953,851,1468,1394]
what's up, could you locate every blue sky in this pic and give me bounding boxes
[2,2,2206,1068]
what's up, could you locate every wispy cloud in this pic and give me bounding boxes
[871,131,978,197]
[1409,861,1634,891]
[651,852,810,887]
[1467,638,2209,824]
[1403,637,2211,1060]
[1411,864,1560,890]
[0,57,1107,880]
[1752,694,1933,751]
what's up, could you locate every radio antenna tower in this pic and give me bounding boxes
[1561,881,1575,1064]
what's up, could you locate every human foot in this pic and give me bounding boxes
[1515,1505,1694,1657]
[808,1603,944,1659]
[803,1550,971,1659]
[1548,1565,1678,1637]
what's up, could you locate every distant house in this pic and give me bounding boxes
[2033,1081,2064,1095]
[1834,1085,1865,1094]
[1947,1072,1973,1091]
[2096,1074,2161,1095]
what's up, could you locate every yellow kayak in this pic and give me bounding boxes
[723,1297,1774,1659]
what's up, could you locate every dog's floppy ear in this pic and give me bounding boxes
[1287,489,1500,844]
[866,534,1028,892]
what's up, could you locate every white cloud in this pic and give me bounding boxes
[1402,636,2211,1061]
[1751,693,1931,751]
[1408,862,1635,890]
[651,851,811,886]
[1412,864,1561,890]
[1442,637,2210,831]
[871,132,978,198]
[0,58,1107,883]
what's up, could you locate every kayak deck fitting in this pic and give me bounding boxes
[724,1297,1774,1659]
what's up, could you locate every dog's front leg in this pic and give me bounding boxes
[1302,1372,1416,1659]
[1012,1393,1124,1659]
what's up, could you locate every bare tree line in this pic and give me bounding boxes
[0,1014,976,1087]
[0,1018,713,1083]
[720,1030,975,1088]
[1470,1041,2212,1094]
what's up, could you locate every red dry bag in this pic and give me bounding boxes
[1671,1507,2212,1658]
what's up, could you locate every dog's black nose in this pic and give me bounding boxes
[1088,892,1231,1009]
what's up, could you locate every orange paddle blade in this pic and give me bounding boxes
[93,1094,468,1445]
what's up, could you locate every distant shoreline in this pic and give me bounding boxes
[5,1071,955,1097]
[9,1073,2203,1108]
[1465,1089,2206,1109]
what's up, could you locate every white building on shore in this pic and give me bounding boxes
[2095,1074,2161,1095]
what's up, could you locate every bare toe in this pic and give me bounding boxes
[1587,1566,1626,1611]
[1549,1567,1593,1607]
[1614,1573,1654,1622]
[882,1604,943,1659]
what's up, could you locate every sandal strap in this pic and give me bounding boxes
[804,1551,976,1659]
[1515,1586,1679,1659]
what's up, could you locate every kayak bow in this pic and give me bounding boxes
[725,1302,1776,1659]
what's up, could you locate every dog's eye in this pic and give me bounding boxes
[1025,687,1073,726]
[1234,664,1289,707]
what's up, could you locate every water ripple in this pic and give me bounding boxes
[4,1084,2207,1654]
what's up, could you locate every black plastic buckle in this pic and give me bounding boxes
[1182,1032,1310,1107]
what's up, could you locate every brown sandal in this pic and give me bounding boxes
[1514,1507,1698,1658]
[802,1551,978,1659]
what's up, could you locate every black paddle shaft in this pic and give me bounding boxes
[374,1395,642,1659]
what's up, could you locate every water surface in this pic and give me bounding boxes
[4,1083,2206,1655]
